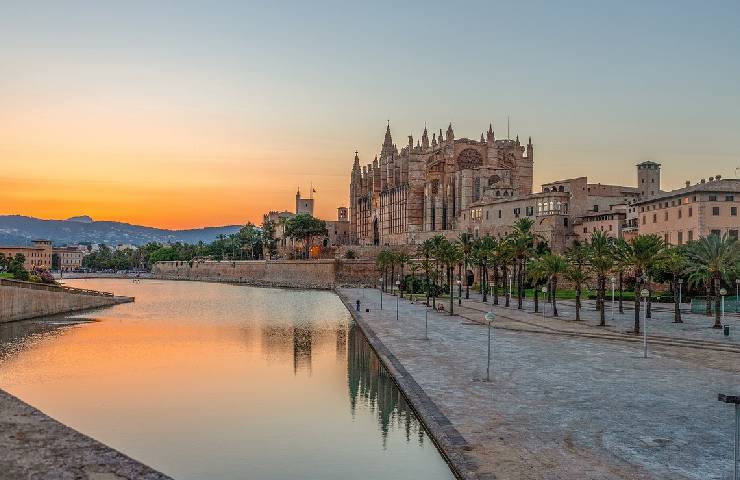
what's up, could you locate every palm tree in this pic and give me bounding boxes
[588,232,616,326]
[458,233,474,299]
[656,245,688,323]
[566,241,591,321]
[396,249,411,299]
[541,253,568,317]
[496,239,515,307]
[408,263,420,302]
[434,239,462,315]
[375,249,393,292]
[510,218,538,310]
[685,234,740,328]
[527,256,548,314]
[619,234,664,334]
[613,238,629,314]
[478,236,496,303]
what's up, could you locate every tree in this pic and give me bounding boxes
[458,233,474,299]
[655,246,688,323]
[685,234,740,328]
[566,242,591,321]
[261,216,278,259]
[527,256,548,314]
[510,218,538,310]
[283,214,328,259]
[396,249,411,298]
[541,253,568,317]
[588,232,616,326]
[619,234,664,334]
[375,249,393,292]
[434,239,462,315]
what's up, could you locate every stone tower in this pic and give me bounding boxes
[295,188,315,215]
[636,161,661,198]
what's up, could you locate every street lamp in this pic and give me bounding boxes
[484,311,496,382]
[721,288,728,325]
[610,276,616,322]
[678,278,684,306]
[508,273,513,304]
[396,279,401,321]
[541,286,548,319]
[379,277,383,310]
[641,288,650,358]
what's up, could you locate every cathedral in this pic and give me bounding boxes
[349,123,534,246]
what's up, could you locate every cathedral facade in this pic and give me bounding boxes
[349,123,534,245]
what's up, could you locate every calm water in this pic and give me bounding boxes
[0,279,454,480]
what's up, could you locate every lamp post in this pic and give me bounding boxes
[721,288,728,325]
[396,279,401,321]
[541,286,547,319]
[508,273,513,305]
[641,288,650,358]
[457,279,462,306]
[678,278,683,306]
[425,303,429,340]
[484,311,495,382]
[379,277,383,310]
[610,276,615,322]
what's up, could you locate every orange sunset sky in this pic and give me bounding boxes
[2,2,738,230]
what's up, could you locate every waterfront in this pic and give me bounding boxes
[0,279,453,480]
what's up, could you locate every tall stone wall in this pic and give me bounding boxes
[152,259,380,288]
[0,279,133,323]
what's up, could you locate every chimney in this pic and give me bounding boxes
[701,178,706,183]
[716,174,722,180]
[709,176,714,182]
[685,180,690,187]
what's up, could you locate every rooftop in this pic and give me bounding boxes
[634,178,740,205]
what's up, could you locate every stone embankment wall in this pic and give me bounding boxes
[0,279,133,323]
[152,259,379,289]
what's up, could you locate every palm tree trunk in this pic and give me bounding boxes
[552,275,559,317]
[517,258,523,309]
[673,278,682,323]
[482,265,488,303]
[633,277,641,334]
[713,275,722,328]
[400,264,405,299]
[504,265,510,307]
[575,285,581,321]
[465,261,470,299]
[534,285,539,313]
[705,283,712,316]
[493,267,499,305]
[448,266,454,316]
[618,272,624,314]
[599,275,606,325]
[425,274,430,306]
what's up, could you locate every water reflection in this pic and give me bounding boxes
[0,280,453,480]
[348,325,426,448]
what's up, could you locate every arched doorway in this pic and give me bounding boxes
[372,218,379,246]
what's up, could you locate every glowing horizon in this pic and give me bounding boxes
[2,1,739,229]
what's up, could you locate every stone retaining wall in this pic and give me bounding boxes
[0,279,133,323]
[152,259,380,288]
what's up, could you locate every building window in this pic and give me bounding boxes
[486,210,489,220]
[678,209,682,219]
[583,227,588,233]
[642,215,646,225]
[652,214,657,223]
[688,230,693,241]
[498,210,502,219]
[677,231,683,245]
[664,211,668,221]
[730,230,738,240]
[731,207,737,216]
[726,195,734,201]
[709,195,717,201]
[526,206,534,216]
[688,207,693,217]
[664,233,669,244]
[711,229,721,237]
[593,204,599,212]
[712,207,720,216]
[564,218,568,227]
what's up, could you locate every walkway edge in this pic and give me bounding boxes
[337,291,479,480]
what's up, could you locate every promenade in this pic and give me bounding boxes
[338,287,740,480]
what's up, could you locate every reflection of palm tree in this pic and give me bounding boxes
[346,325,425,448]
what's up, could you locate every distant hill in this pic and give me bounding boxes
[0,215,242,246]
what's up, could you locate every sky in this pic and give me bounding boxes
[1,0,739,229]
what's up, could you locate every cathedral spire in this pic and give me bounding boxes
[431,132,437,147]
[421,126,429,149]
[446,123,454,141]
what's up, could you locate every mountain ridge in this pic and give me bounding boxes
[0,215,243,246]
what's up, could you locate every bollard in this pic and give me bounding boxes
[356,300,360,312]
[726,325,731,337]
[718,394,740,480]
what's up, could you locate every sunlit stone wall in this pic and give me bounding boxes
[152,259,379,289]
